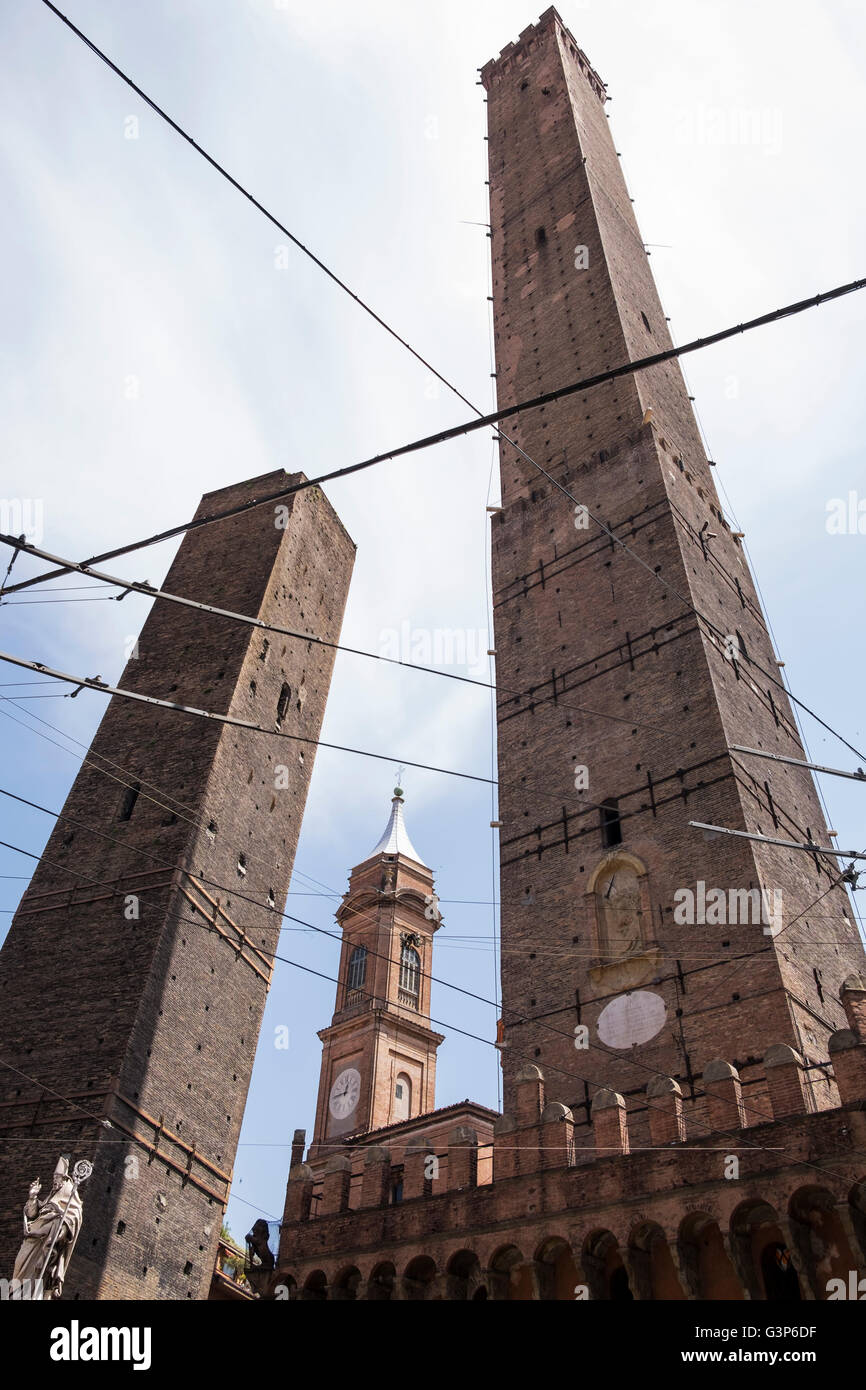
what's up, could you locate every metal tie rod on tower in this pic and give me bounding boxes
[688,820,866,861]
[729,744,866,783]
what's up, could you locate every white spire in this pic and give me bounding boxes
[369,787,425,866]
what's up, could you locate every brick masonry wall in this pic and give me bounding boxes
[481,8,866,1131]
[0,471,354,1298]
[275,1050,866,1300]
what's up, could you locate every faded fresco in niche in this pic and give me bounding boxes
[594,860,644,960]
[586,852,661,994]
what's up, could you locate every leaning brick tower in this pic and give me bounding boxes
[482,7,866,1133]
[0,471,354,1298]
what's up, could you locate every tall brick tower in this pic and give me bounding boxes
[0,470,354,1299]
[308,790,444,1160]
[482,9,866,1132]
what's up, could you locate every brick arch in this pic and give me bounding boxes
[534,1235,582,1301]
[332,1264,362,1301]
[678,1212,743,1300]
[445,1248,484,1300]
[300,1268,328,1301]
[394,888,430,911]
[788,1186,859,1299]
[730,1198,803,1302]
[627,1220,685,1300]
[488,1242,532,1300]
[402,1254,437,1301]
[336,891,379,923]
[366,1260,396,1301]
[585,851,648,895]
[582,1228,633,1301]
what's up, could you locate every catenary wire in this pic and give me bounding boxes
[18,3,865,775]
[0,783,857,1143]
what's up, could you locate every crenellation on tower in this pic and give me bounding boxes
[274,1032,866,1300]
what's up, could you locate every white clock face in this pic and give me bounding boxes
[329,1067,361,1120]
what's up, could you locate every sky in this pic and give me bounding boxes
[0,0,864,1245]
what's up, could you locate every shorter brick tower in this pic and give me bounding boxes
[0,470,354,1299]
[309,790,445,1159]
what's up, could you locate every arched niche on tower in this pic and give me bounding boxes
[585,851,660,994]
[336,890,380,928]
[394,887,434,913]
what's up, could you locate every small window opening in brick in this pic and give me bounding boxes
[183,1261,193,1276]
[520,80,529,90]
[119,783,141,821]
[535,225,547,245]
[116,1221,126,1236]
[641,310,652,334]
[62,830,75,847]
[237,853,247,878]
[276,682,291,727]
[267,887,276,908]
[735,629,748,662]
[600,798,622,848]
[813,967,824,1004]
[206,819,217,841]
[249,679,257,696]
[259,640,269,661]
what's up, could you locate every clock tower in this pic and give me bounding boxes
[308,790,444,1160]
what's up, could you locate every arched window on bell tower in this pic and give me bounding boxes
[346,944,367,1002]
[393,1071,412,1122]
[398,941,420,1008]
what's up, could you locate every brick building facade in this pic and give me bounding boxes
[271,9,866,1301]
[0,471,354,1299]
[275,995,866,1300]
[485,6,864,1131]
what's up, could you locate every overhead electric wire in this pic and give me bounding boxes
[0,697,208,833]
[1,817,857,1185]
[8,643,826,868]
[0,690,664,944]
[21,1,864,780]
[0,533,670,739]
[0,647,724,831]
[0,786,857,1155]
[0,649,485,787]
[0,650,856,945]
[4,286,863,759]
[6,273,866,605]
[4,699,853,966]
[0,1050,280,1223]
[9,871,860,1184]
